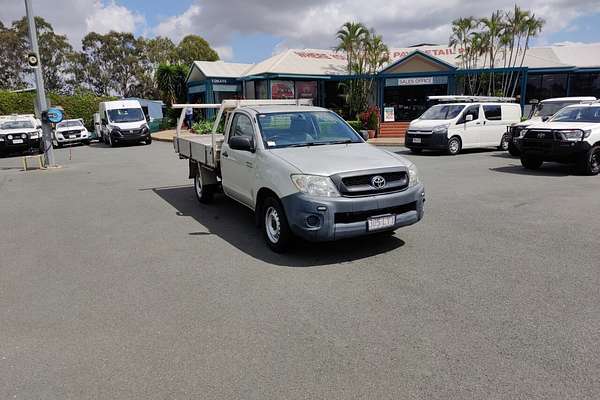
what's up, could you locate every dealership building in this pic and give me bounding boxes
[186,43,600,136]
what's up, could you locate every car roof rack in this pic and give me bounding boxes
[428,95,516,103]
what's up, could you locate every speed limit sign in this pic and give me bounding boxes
[27,52,39,68]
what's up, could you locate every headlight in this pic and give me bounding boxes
[7,134,13,140]
[407,163,421,188]
[432,124,449,134]
[21,133,27,139]
[518,129,528,138]
[30,132,39,139]
[291,174,340,197]
[560,129,584,141]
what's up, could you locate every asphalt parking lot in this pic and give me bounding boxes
[1,141,599,399]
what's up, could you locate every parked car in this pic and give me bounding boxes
[98,100,151,146]
[405,97,521,155]
[0,115,42,156]
[53,119,91,147]
[173,100,425,252]
[506,96,596,156]
[516,102,600,175]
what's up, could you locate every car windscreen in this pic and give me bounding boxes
[107,108,145,123]
[550,106,600,123]
[1,120,34,130]
[533,102,578,118]
[420,104,465,120]
[57,120,83,128]
[257,111,362,148]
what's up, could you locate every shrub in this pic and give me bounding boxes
[359,105,380,130]
[346,120,364,132]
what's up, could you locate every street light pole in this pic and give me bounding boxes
[24,0,56,167]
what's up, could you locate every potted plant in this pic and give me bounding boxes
[359,106,380,138]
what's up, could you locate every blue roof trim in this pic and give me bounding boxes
[380,50,457,74]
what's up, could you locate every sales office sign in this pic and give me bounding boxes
[397,77,434,86]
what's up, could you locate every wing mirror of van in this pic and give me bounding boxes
[465,114,474,122]
[229,135,255,152]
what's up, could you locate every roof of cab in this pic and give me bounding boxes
[243,105,329,114]
[540,96,596,103]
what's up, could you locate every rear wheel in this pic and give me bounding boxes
[261,196,292,253]
[576,145,600,176]
[521,156,543,170]
[447,137,461,155]
[194,169,214,203]
[499,134,510,151]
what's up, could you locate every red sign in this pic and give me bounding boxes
[296,81,317,99]
[271,80,294,99]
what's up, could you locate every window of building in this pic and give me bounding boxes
[245,81,255,99]
[569,72,600,97]
[526,73,568,102]
[295,81,317,102]
[483,105,502,120]
[255,80,268,99]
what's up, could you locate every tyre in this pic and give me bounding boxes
[499,134,510,151]
[447,136,461,155]
[409,148,423,154]
[521,156,543,170]
[508,142,520,157]
[83,140,90,145]
[576,145,600,176]
[145,137,152,145]
[107,134,116,147]
[261,196,292,253]
[99,134,104,144]
[193,169,214,203]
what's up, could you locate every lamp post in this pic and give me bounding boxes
[24,0,56,167]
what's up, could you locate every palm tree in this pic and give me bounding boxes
[502,6,530,96]
[511,14,544,96]
[155,63,188,105]
[450,17,476,93]
[335,22,368,74]
[480,10,504,95]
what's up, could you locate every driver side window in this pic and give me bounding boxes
[458,105,480,124]
[230,113,254,142]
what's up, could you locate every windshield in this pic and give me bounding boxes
[257,111,362,148]
[107,108,145,123]
[420,104,465,120]
[57,120,83,128]
[550,106,600,123]
[1,120,34,130]
[533,102,579,118]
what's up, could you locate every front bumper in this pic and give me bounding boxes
[0,137,40,154]
[111,130,150,142]
[281,183,425,242]
[516,138,591,161]
[405,132,448,150]
[56,134,89,144]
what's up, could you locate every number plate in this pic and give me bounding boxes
[367,214,396,231]
[12,139,24,144]
[412,137,421,143]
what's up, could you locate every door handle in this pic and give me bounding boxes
[475,122,481,125]
[245,161,254,168]
[222,151,228,158]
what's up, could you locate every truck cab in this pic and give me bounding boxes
[0,115,43,156]
[516,102,600,175]
[174,101,425,252]
[507,96,596,156]
[98,100,151,147]
[405,97,521,155]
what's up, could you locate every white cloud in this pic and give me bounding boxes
[85,1,146,35]
[214,46,234,61]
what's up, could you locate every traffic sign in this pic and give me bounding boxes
[43,107,64,124]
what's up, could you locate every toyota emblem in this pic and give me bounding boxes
[537,132,545,139]
[371,175,386,189]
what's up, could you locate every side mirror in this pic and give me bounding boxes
[465,114,474,122]
[541,116,550,122]
[360,130,369,141]
[229,135,255,152]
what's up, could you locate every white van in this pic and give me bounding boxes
[405,99,521,155]
[98,100,151,147]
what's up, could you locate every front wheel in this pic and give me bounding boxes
[521,156,543,170]
[576,145,600,176]
[145,137,152,145]
[261,196,292,253]
[508,142,520,157]
[447,137,461,155]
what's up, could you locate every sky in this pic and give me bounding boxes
[1,0,600,63]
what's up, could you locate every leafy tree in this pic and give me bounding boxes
[155,63,189,105]
[12,16,75,93]
[176,35,219,66]
[144,36,177,65]
[0,21,27,90]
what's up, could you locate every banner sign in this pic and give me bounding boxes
[271,80,295,99]
[384,107,395,122]
[296,81,317,99]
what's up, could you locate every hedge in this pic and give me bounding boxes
[0,90,115,130]
[346,120,364,132]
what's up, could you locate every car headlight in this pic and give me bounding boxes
[407,163,421,188]
[518,129,527,138]
[30,132,39,139]
[432,124,449,134]
[560,129,584,141]
[291,174,340,197]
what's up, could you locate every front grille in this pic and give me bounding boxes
[406,129,432,135]
[122,129,141,135]
[524,130,556,140]
[335,202,417,224]
[334,169,408,197]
